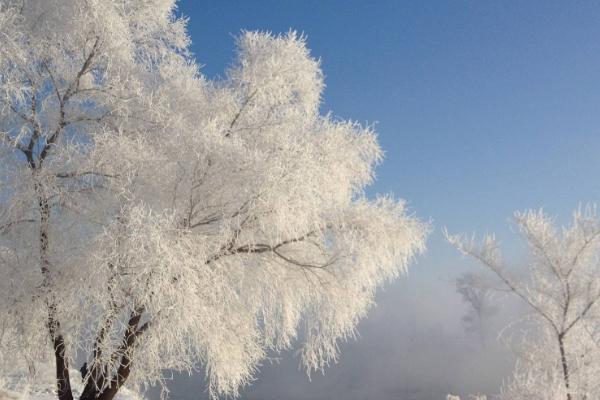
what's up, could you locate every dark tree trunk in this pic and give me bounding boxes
[36,182,74,400]
[52,332,74,400]
[80,311,145,400]
[558,334,572,400]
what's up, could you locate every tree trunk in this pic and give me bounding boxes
[52,332,74,400]
[36,183,74,400]
[558,334,572,400]
[80,311,144,400]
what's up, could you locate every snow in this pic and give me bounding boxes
[0,368,142,400]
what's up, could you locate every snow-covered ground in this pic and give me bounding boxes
[0,367,142,400]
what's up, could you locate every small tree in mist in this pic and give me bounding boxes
[455,272,498,346]
[0,1,428,400]
[446,208,600,400]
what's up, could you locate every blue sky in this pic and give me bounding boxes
[166,1,600,398]
[179,0,600,238]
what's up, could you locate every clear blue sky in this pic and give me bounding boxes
[178,0,600,236]
[167,1,600,398]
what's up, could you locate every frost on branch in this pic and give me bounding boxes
[447,208,600,400]
[0,2,427,399]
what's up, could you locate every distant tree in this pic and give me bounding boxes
[0,2,428,400]
[446,209,600,400]
[455,272,498,345]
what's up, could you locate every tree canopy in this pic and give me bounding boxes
[0,1,427,399]
[447,208,600,400]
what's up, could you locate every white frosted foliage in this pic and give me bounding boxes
[0,2,427,399]
[447,208,600,400]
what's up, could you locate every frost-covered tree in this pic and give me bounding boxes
[0,2,428,400]
[455,272,498,346]
[446,209,600,400]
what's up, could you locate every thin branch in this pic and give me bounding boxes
[206,229,332,271]
[63,36,101,103]
[224,89,257,137]
[41,60,63,106]
[272,248,335,270]
[563,291,600,336]
[55,171,118,179]
[566,229,600,278]
[451,238,560,334]
[0,130,27,153]
[0,218,37,234]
